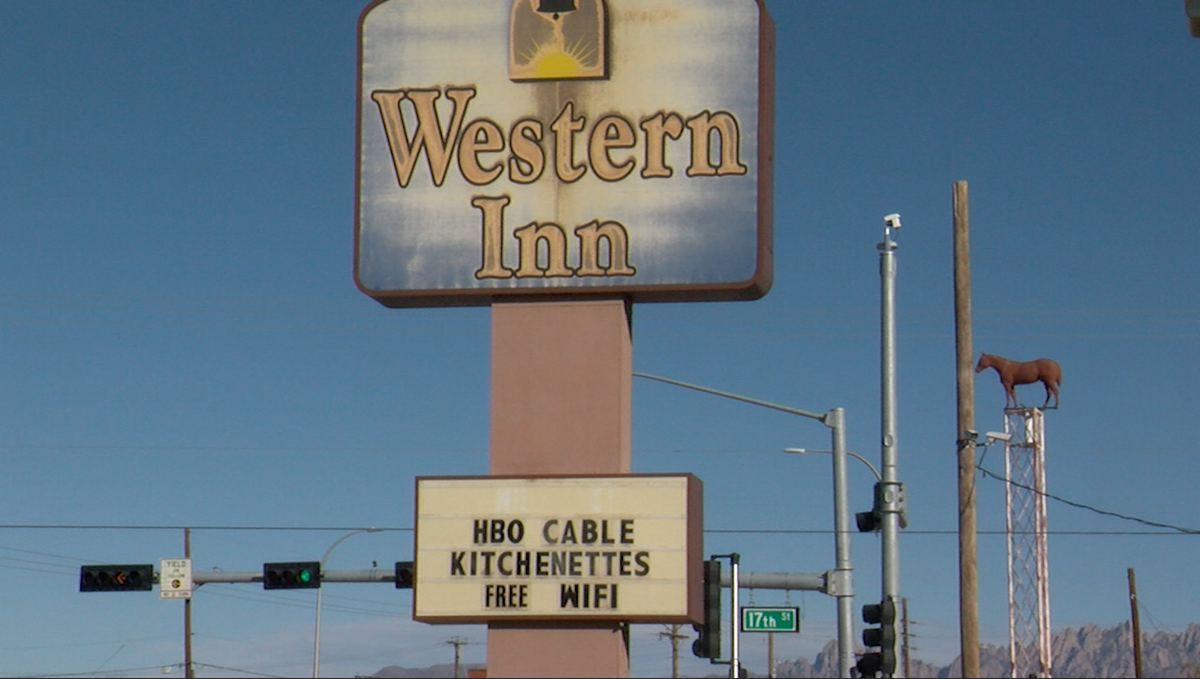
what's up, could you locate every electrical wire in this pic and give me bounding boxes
[0,524,1192,538]
[193,663,289,678]
[975,463,1200,534]
[6,666,177,678]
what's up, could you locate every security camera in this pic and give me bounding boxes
[884,213,902,229]
[965,428,978,441]
[985,432,1013,443]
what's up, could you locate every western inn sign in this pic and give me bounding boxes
[355,0,774,307]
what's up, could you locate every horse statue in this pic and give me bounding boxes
[975,353,1061,409]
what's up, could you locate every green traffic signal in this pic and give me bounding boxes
[263,561,321,590]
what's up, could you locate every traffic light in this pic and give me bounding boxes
[395,561,414,589]
[856,508,880,532]
[79,564,155,592]
[692,558,721,660]
[857,599,897,677]
[857,481,883,532]
[263,562,321,590]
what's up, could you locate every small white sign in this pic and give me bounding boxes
[159,558,192,600]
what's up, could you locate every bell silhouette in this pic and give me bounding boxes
[537,0,576,17]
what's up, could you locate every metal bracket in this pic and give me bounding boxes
[876,480,908,528]
[824,568,853,597]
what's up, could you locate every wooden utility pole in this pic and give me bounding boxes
[658,624,686,678]
[902,598,910,679]
[1128,568,1143,678]
[184,528,194,679]
[447,637,468,679]
[953,180,980,678]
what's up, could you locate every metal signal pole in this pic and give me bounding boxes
[879,214,903,676]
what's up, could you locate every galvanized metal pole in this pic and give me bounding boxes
[879,218,902,677]
[314,528,380,678]
[828,408,855,679]
[631,372,854,677]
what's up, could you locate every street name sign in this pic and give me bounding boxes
[741,606,800,633]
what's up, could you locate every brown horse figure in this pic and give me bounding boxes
[975,353,1061,409]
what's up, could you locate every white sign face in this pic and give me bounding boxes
[159,558,192,600]
[413,475,702,623]
[355,0,774,307]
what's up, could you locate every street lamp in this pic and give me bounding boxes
[632,372,856,678]
[313,527,382,678]
[783,448,882,482]
[785,447,888,546]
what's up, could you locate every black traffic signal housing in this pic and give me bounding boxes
[263,561,321,590]
[858,599,897,677]
[857,481,884,532]
[692,558,721,660]
[856,507,880,532]
[79,564,155,592]
[395,561,414,589]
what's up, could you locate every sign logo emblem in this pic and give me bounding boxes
[509,0,607,81]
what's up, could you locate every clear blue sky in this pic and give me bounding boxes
[2,1,1198,677]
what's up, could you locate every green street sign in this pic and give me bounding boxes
[741,606,800,633]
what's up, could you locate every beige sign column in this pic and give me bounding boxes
[488,298,632,678]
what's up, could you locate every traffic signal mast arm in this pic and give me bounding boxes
[194,569,401,585]
[181,566,832,591]
[79,567,407,590]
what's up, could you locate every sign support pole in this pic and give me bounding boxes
[487,298,632,678]
[730,555,740,679]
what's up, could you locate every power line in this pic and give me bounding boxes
[976,463,1200,534]
[8,665,179,678]
[0,524,412,532]
[0,443,475,455]
[0,524,1194,537]
[193,663,289,678]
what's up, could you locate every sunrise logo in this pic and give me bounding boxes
[509,0,607,81]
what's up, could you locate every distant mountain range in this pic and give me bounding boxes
[363,622,1200,678]
[775,621,1200,678]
